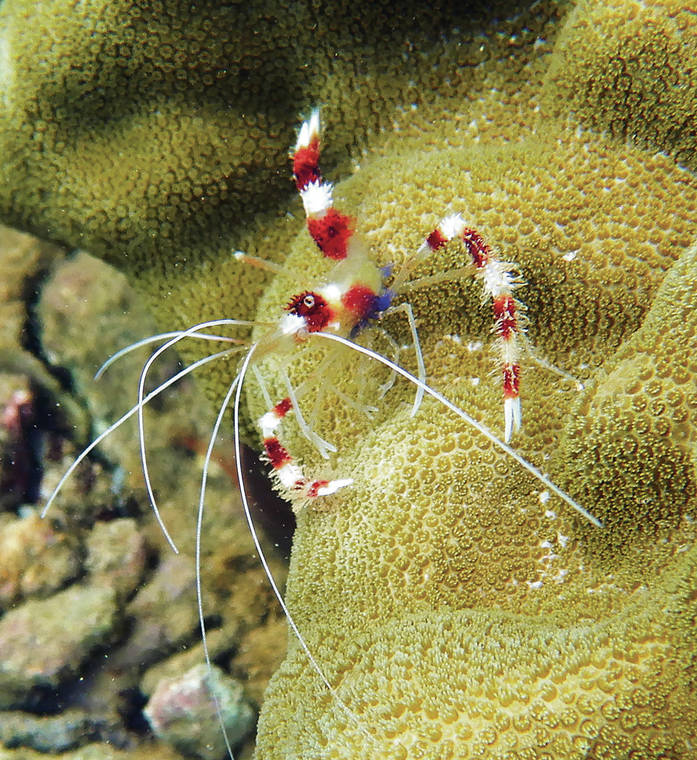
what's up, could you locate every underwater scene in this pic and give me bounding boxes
[0,0,696,758]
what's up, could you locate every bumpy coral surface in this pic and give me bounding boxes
[0,0,529,338]
[546,0,697,170]
[0,0,696,758]
[248,5,697,759]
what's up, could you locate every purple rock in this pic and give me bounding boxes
[144,663,255,759]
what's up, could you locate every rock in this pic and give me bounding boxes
[0,740,184,759]
[0,509,81,609]
[144,663,255,760]
[118,555,199,671]
[140,627,233,699]
[0,584,119,709]
[38,251,160,470]
[0,377,40,509]
[0,708,99,753]
[230,617,287,708]
[85,518,147,601]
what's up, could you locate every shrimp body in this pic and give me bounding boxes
[252,257,392,504]
[250,111,402,506]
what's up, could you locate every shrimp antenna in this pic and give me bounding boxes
[136,319,259,553]
[42,347,239,525]
[196,368,242,760]
[230,344,393,751]
[313,331,602,528]
[94,330,252,380]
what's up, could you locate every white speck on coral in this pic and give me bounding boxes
[467,340,484,352]
[544,509,556,520]
[557,532,569,548]
[563,250,577,262]
[539,490,550,504]
[527,580,544,590]
[470,377,480,387]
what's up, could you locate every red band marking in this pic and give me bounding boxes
[492,295,518,340]
[286,291,334,332]
[502,364,520,399]
[341,284,378,320]
[307,209,354,260]
[273,397,292,418]
[462,227,490,268]
[264,437,292,469]
[305,480,330,499]
[426,228,448,250]
[293,138,321,190]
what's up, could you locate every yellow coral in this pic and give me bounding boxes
[0,0,559,333]
[248,12,697,759]
[545,0,697,169]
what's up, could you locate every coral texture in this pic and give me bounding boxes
[0,0,696,758]
[546,0,697,169]
[0,0,525,336]
[247,1,697,757]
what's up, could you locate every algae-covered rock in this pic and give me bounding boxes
[0,585,119,709]
[144,663,255,759]
[0,510,81,608]
[0,741,184,760]
[84,518,147,601]
[0,709,100,753]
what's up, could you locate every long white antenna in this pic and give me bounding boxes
[136,319,259,552]
[232,344,391,751]
[42,348,238,524]
[313,331,602,528]
[95,331,246,380]
[196,369,243,760]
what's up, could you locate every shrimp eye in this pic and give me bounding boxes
[286,290,332,332]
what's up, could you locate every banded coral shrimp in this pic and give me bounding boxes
[42,109,602,757]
